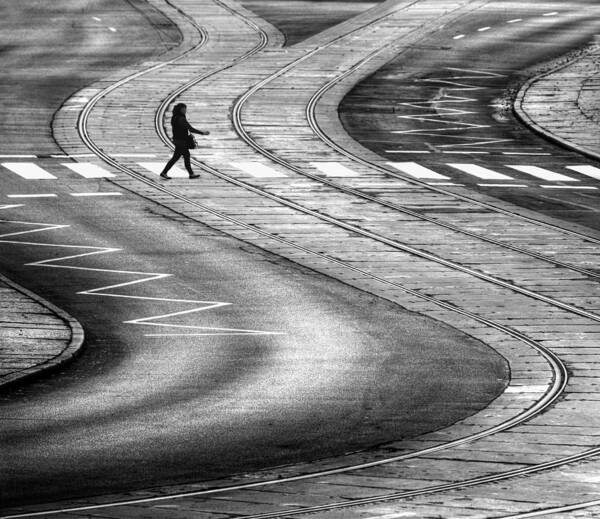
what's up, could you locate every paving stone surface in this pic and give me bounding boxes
[4,1,600,518]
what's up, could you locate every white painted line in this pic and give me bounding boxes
[230,161,287,178]
[478,26,491,32]
[62,163,116,178]
[93,16,102,21]
[507,18,522,23]
[447,163,514,180]
[0,154,37,158]
[505,385,549,393]
[50,153,97,158]
[541,185,597,190]
[137,162,187,178]
[111,153,157,157]
[7,193,57,198]
[70,192,123,197]
[2,162,56,179]
[506,165,578,181]
[543,12,558,16]
[502,152,552,156]
[387,162,450,179]
[453,34,465,40]
[566,165,600,180]
[478,184,528,187]
[427,182,463,186]
[385,150,431,154]
[310,162,359,177]
[440,151,489,154]
[109,27,117,32]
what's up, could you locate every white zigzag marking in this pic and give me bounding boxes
[0,219,282,337]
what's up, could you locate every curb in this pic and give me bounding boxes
[0,272,85,390]
[513,41,600,163]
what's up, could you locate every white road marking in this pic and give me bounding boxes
[427,182,463,186]
[0,154,36,158]
[506,165,578,182]
[385,150,431,154]
[310,162,359,177]
[477,26,491,32]
[387,162,450,179]
[453,34,465,40]
[447,163,514,180]
[0,219,281,338]
[543,12,559,16]
[7,194,57,198]
[566,165,600,180]
[0,204,24,209]
[62,163,116,178]
[231,161,287,178]
[503,152,552,156]
[138,162,187,178]
[478,184,528,187]
[93,16,102,21]
[507,18,522,23]
[50,154,98,158]
[441,151,489,154]
[109,27,117,32]
[541,185,597,190]
[2,162,56,179]
[70,192,123,197]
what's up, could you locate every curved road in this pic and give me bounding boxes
[0,0,507,508]
[340,0,600,230]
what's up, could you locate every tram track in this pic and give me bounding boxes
[19,0,600,517]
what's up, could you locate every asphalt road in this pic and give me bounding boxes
[0,0,507,508]
[340,0,600,231]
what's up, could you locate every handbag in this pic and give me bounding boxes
[186,134,198,149]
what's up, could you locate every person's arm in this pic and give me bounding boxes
[185,118,209,136]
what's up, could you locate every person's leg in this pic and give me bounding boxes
[160,149,183,178]
[182,149,198,178]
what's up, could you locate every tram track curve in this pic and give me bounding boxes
[18,0,600,517]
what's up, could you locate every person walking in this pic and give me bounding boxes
[160,103,209,179]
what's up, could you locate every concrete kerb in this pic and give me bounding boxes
[0,272,85,390]
[514,37,600,163]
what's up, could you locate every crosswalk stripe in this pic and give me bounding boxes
[311,162,359,177]
[565,165,600,180]
[387,162,450,179]
[62,163,115,178]
[506,165,578,181]
[230,161,287,178]
[447,163,514,180]
[137,162,187,178]
[2,162,56,179]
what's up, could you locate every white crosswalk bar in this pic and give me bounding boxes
[310,162,359,177]
[387,162,450,179]
[230,161,287,178]
[62,163,115,178]
[447,163,514,180]
[565,165,600,180]
[137,162,188,178]
[2,162,56,179]
[506,165,578,181]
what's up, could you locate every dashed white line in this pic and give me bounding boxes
[385,150,431,154]
[507,18,522,23]
[541,185,597,190]
[502,152,552,156]
[108,27,117,32]
[92,16,102,21]
[0,155,36,158]
[478,26,491,32]
[7,194,57,198]
[70,192,123,197]
[453,34,465,40]
[426,182,463,186]
[478,184,528,188]
[543,12,559,16]
[440,151,489,155]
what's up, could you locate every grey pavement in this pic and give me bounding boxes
[517,36,600,161]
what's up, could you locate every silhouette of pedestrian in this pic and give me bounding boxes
[160,103,209,179]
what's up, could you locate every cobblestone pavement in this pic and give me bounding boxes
[517,37,600,161]
[0,272,83,389]
[4,1,600,518]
